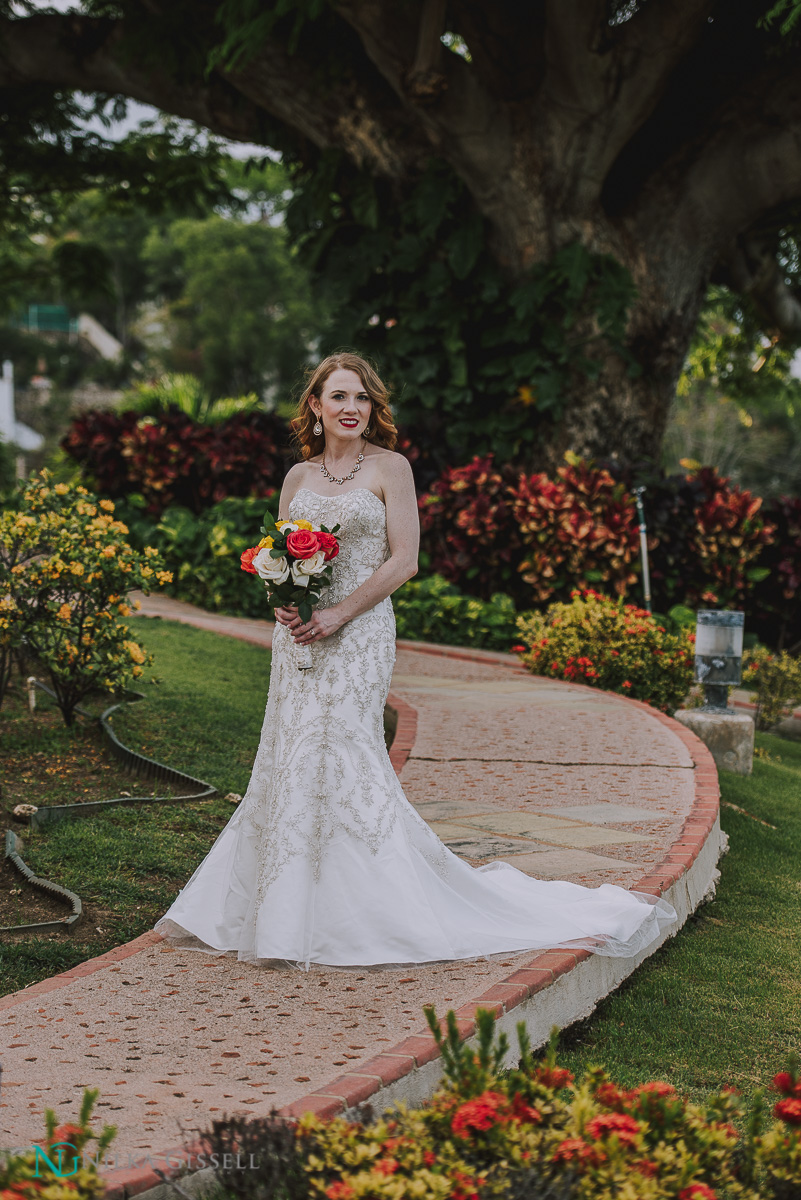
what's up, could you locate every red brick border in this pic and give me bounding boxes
[0,638,721,1199]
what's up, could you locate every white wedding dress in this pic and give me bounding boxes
[153,487,676,970]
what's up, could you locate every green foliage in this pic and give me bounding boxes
[290,1006,801,1199]
[122,372,263,424]
[0,1087,116,1200]
[141,211,321,397]
[742,645,801,731]
[515,588,695,713]
[118,493,280,618]
[393,573,526,653]
[0,473,171,724]
[286,156,637,468]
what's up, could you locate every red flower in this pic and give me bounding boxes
[678,1186,717,1200]
[630,1081,677,1099]
[621,680,632,688]
[325,1184,354,1200]
[594,1082,628,1110]
[552,1138,604,1167]
[586,1112,641,1145]
[423,1150,436,1166]
[534,1064,574,1090]
[315,530,340,561]
[511,1093,542,1124]
[49,1124,86,1146]
[773,1072,801,1098]
[634,1159,659,1178]
[775,1097,801,1126]
[286,529,321,559]
[451,1090,510,1138]
[511,644,527,653]
[374,1158,398,1175]
[240,546,259,574]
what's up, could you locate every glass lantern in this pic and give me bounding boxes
[694,610,744,712]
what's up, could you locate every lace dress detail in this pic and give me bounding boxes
[154,487,676,969]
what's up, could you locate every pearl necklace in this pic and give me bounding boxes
[320,451,364,485]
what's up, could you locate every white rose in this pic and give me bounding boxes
[292,549,327,578]
[253,548,290,584]
[277,521,299,533]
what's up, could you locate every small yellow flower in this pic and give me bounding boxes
[117,604,131,617]
[57,604,72,620]
[141,565,154,578]
[101,546,116,558]
[123,640,146,665]
[99,499,115,512]
[156,570,173,585]
[69,562,85,576]
[144,546,159,558]
[55,483,70,494]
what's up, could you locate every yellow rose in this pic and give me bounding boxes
[293,519,314,531]
[258,535,274,548]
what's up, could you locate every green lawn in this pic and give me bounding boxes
[556,732,801,1102]
[1,618,271,995]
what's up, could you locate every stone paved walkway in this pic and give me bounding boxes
[0,592,721,1193]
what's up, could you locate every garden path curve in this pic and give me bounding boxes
[0,593,725,1199]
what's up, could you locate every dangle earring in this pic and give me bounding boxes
[313,419,323,436]
[364,425,371,436]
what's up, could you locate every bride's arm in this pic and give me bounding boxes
[291,454,419,642]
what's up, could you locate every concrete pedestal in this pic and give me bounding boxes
[674,707,754,775]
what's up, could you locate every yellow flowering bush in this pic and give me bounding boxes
[0,1087,116,1200]
[0,472,173,725]
[252,1011,801,1200]
[515,588,695,713]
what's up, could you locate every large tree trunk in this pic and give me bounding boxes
[2,1,801,466]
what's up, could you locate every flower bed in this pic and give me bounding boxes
[197,1008,801,1200]
[514,589,695,713]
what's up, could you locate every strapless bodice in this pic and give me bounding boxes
[287,486,390,607]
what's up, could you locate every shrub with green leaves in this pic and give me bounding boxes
[0,472,171,724]
[118,492,280,619]
[515,588,695,713]
[392,573,528,653]
[742,645,801,732]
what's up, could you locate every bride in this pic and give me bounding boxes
[153,352,676,970]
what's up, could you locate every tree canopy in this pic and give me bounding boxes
[4,1,801,469]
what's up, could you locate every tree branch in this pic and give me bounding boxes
[539,0,715,211]
[631,54,801,305]
[716,233,801,336]
[0,11,425,175]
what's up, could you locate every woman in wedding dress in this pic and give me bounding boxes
[153,353,676,970]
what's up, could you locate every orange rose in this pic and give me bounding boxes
[240,546,260,575]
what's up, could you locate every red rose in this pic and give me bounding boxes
[286,529,321,559]
[240,546,260,574]
[316,531,340,561]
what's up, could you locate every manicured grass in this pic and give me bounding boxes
[556,732,801,1102]
[0,618,270,996]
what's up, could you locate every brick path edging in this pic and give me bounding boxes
[2,639,722,1199]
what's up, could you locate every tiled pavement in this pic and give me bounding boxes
[0,593,724,1196]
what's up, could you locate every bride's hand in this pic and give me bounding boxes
[274,604,301,628]
[290,607,342,644]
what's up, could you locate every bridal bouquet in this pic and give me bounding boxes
[240,513,341,670]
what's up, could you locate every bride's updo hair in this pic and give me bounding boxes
[290,352,398,460]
